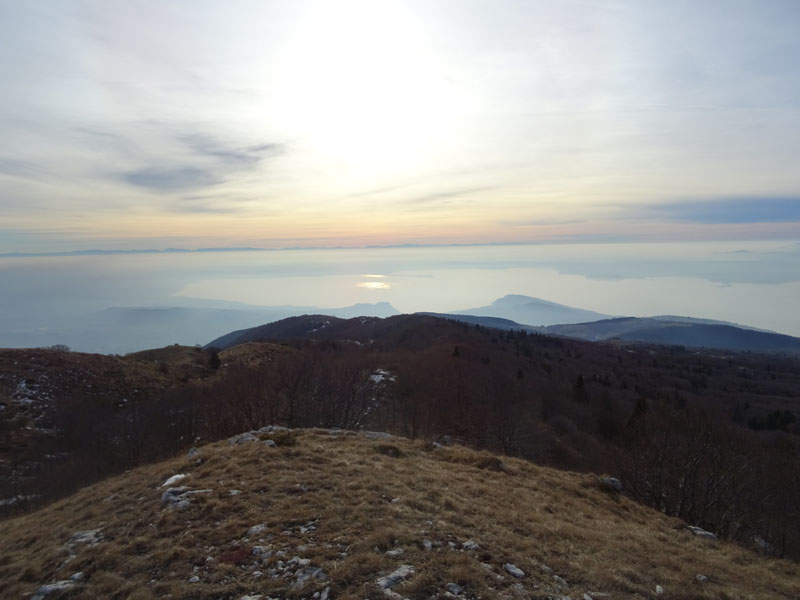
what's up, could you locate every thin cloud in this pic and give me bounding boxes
[121,129,284,193]
[402,186,498,207]
[124,167,219,192]
[178,133,282,166]
[642,197,800,224]
[172,194,269,214]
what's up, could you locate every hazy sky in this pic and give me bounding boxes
[2,0,800,252]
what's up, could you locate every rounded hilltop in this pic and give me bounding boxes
[2,428,799,600]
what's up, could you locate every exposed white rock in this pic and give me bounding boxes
[553,574,568,588]
[264,439,277,447]
[247,524,267,536]
[160,487,210,510]
[462,540,479,551]
[229,432,258,445]
[386,548,404,557]
[293,566,328,588]
[32,580,77,600]
[65,529,103,550]
[687,526,718,541]
[188,575,200,583]
[656,584,664,595]
[187,447,200,458]
[259,425,290,434]
[160,487,190,509]
[503,563,525,578]
[446,582,463,595]
[362,430,394,440]
[159,473,187,488]
[377,564,415,589]
[422,539,433,551]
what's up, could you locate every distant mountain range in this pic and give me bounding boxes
[206,295,800,356]
[5,290,798,356]
[541,317,800,353]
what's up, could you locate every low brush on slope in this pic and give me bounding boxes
[1,429,799,600]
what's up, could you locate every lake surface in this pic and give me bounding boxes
[2,240,799,352]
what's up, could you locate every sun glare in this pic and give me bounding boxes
[357,280,390,290]
[273,2,461,177]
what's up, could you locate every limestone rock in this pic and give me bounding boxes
[229,432,258,445]
[377,565,415,589]
[159,473,187,488]
[687,526,718,541]
[447,582,463,595]
[32,581,77,600]
[248,523,267,536]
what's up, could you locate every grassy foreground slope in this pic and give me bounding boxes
[2,429,799,600]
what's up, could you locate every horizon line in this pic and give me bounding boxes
[3,237,797,258]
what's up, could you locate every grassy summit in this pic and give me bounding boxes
[2,428,798,599]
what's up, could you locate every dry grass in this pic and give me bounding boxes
[1,429,799,599]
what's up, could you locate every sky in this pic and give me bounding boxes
[1,0,800,253]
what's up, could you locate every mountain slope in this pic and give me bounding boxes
[417,312,536,332]
[3,428,798,600]
[454,294,611,326]
[206,313,472,350]
[545,317,800,354]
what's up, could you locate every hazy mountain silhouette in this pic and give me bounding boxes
[543,317,800,353]
[454,294,610,326]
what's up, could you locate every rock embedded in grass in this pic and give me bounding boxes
[247,523,267,536]
[503,563,525,578]
[65,528,103,549]
[377,564,415,589]
[159,473,187,488]
[164,486,210,509]
[447,582,464,594]
[686,526,718,541]
[229,432,258,445]
[31,580,78,600]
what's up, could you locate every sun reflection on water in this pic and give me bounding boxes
[358,280,390,290]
